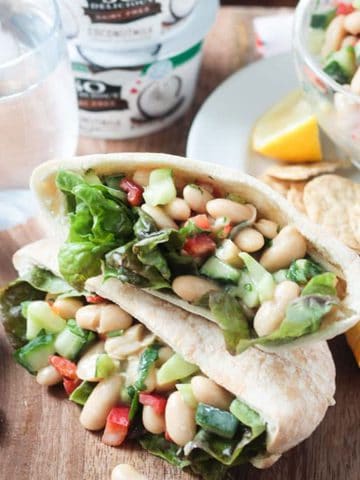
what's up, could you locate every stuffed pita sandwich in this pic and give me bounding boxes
[27,153,360,354]
[1,239,335,480]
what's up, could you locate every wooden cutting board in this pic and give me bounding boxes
[1,7,359,480]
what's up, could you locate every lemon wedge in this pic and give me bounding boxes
[252,90,323,162]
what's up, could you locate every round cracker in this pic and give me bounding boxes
[264,160,350,181]
[303,174,360,251]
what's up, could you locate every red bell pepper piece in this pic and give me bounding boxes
[337,2,354,15]
[102,406,131,447]
[86,294,106,304]
[49,355,78,381]
[139,393,167,415]
[188,214,212,231]
[63,377,81,396]
[183,234,216,257]
[120,178,144,206]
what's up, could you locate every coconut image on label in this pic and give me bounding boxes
[163,0,197,25]
[135,75,184,122]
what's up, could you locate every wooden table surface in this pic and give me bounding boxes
[1,7,359,480]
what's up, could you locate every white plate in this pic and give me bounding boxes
[187,53,360,181]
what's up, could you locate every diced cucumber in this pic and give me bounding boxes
[55,328,84,360]
[69,381,95,405]
[176,383,198,408]
[106,329,124,338]
[143,168,176,206]
[157,353,198,386]
[26,301,66,340]
[273,269,288,284]
[228,270,259,309]
[310,7,336,29]
[230,399,266,436]
[200,256,241,284]
[355,42,360,64]
[323,46,356,84]
[14,332,56,374]
[307,28,326,55]
[54,320,95,360]
[239,253,275,303]
[196,403,239,439]
[95,354,117,378]
[215,240,242,268]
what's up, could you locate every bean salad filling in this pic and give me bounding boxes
[309,1,360,89]
[53,168,345,354]
[0,275,267,480]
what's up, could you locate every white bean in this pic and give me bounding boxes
[165,391,196,446]
[98,304,133,334]
[183,185,213,213]
[52,297,83,320]
[172,275,219,303]
[344,11,360,35]
[133,169,151,186]
[142,405,166,434]
[206,199,255,223]
[141,204,178,230]
[36,365,62,386]
[350,66,360,95]
[80,375,123,430]
[233,227,265,253]
[191,376,233,410]
[254,219,278,239]
[260,225,307,272]
[254,281,300,336]
[322,15,346,58]
[76,341,105,381]
[164,198,191,221]
[75,304,102,331]
[111,464,148,480]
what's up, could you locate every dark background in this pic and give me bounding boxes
[222,0,297,5]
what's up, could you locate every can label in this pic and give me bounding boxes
[71,42,202,138]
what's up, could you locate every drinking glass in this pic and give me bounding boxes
[0,0,79,190]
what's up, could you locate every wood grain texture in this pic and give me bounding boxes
[0,7,359,480]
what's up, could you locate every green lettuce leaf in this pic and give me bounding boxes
[0,280,45,348]
[236,294,338,353]
[128,345,160,420]
[208,292,250,354]
[105,242,170,289]
[286,259,324,284]
[134,208,158,239]
[21,266,80,296]
[140,434,191,469]
[56,170,134,289]
[301,272,337,297]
